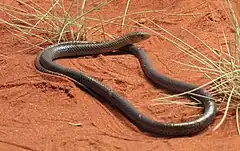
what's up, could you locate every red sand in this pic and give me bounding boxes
[0,0,240,150]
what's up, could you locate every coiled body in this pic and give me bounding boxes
[35,32,216,136]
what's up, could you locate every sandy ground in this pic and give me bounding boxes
[0,0,240,150]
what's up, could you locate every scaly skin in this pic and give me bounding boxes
[35,32,216,137]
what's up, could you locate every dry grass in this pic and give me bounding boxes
[0,0,213,51]
[0,0,238,134]
[0,0,115,52]
[132,0,240,134]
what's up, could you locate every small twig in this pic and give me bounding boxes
[236,103,240,135]
[68,122,83,127]
[213,87,235,131]
[121,0,131,29]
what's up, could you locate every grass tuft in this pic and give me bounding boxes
[0,0,114,51]
[130,0,240,133]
